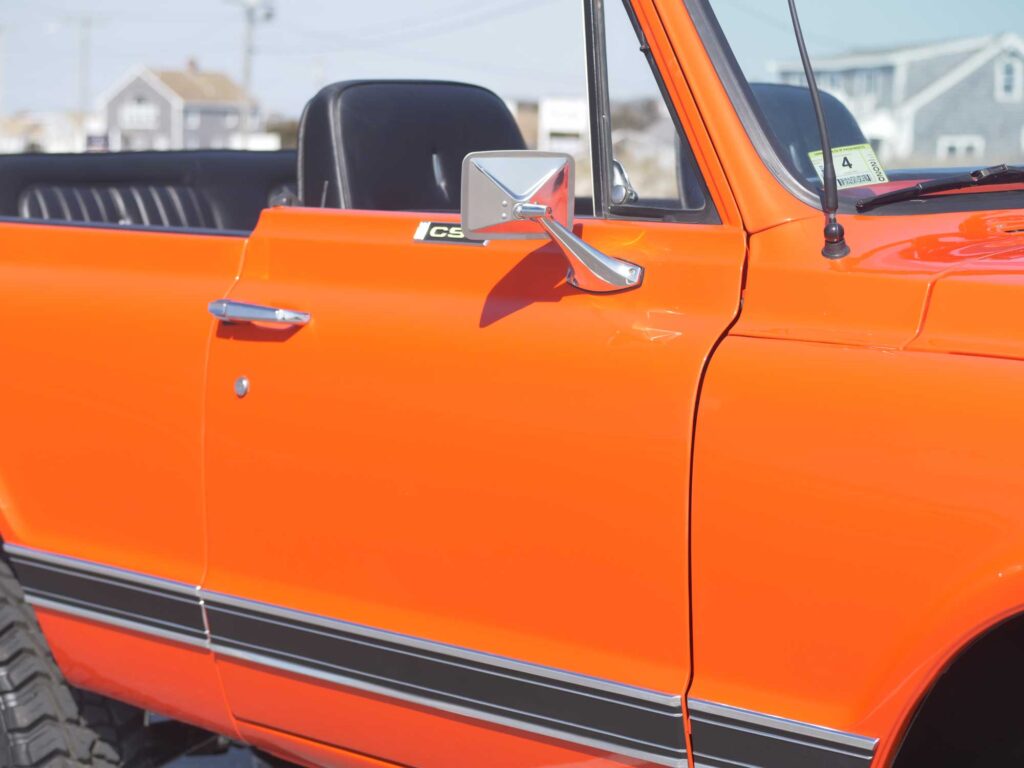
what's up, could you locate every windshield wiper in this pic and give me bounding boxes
[856,164,1024,212]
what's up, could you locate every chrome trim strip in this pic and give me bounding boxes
[689,699,878,751]
[6,544,208,643]
[688,698,878,768]
[1,545,685,765]
[215,643,685,768]
[25,595,207,649]
[203,595,686,762]
[5,544,197,596]
[201,589,679,707]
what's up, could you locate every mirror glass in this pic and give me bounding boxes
[461,150,574,240]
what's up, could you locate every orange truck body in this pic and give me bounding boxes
[0,2,1022,767]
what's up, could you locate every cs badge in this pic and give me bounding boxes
[413,221,485,246]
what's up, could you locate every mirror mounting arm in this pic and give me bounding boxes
[513,203,643,293]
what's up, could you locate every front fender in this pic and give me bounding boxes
[687,335,1024,765]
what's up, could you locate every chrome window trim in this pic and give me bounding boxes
[682,0,833,212]
[584,0,720,224]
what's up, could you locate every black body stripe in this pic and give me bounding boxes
[5,545,686,766]
[689,700,877,768]
[4,546,879,768]
[205,599,685,760]
[8,552,205,642]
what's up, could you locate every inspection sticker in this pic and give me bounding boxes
[808,143,889,189]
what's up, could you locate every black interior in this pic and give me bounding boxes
[0,78,714,234]
[749,83,869,183]
[0,79,531,234]
[297,79,526,211]
[0,150,296,232]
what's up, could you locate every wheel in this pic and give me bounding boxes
[0,554,150,768]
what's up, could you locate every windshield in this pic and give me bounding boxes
[703,0,1024,205]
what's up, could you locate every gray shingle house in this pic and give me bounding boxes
[775,34,1024,167]
[102,61,259,151]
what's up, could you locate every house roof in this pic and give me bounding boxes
[151,68,249,104]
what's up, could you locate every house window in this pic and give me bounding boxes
[224,112,239,129]
[852,71,867,95]
[186,111,201,130]
[936,134,986,161]
[995,55,1023,103]
[864,69,878,94]
[119,97,158,130]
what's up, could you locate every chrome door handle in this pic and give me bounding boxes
[208,299,311,326]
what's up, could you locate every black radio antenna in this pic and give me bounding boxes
[787,0,850,259]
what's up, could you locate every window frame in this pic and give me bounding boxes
[935,134,986,161]
[583,0,719,224]
[994,55,1024,103]
[119,99,160,131]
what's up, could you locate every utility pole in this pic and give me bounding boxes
[0,27,6,121]
[64,15,99,150]
[226,0,274,143]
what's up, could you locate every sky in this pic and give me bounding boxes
[0,0,1022,120]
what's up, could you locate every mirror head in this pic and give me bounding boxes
[460,151,574,241]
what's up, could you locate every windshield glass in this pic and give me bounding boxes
[705,0,1024,203]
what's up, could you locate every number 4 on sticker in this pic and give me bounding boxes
[808,143,889,190]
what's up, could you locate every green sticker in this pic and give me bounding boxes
[808,143,889,189]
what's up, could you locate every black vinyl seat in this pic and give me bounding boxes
[0,150,297,232]
[750,83,870,182]
[19,183,216,228]
[298,80,527,211]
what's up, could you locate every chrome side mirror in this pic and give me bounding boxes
[461,151,644,293]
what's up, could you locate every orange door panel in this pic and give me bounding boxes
[202,207,745,767]
[0,221,243,732]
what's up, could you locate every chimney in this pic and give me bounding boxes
[186,57,200,74]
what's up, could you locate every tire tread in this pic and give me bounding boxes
[0,556,149,768]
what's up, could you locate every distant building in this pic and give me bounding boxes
[775,34,1024,166]
[0,111,105,154]
[101,60,279,151]
[506,97,589,156]
[537,98,589,157]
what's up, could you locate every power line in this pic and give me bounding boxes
[62,14,105,146]
[264,0,551,57]
[279,0,495,45]
[717,0,832,46]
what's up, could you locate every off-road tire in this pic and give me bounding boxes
[0,555,150,768]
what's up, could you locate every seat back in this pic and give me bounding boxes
[298,80,526,211]
[0,150,297,232]
[19,183,215,228]
[750,83,869,181]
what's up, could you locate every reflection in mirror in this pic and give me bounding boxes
[461,151,573,240]
[461,150,643,293]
